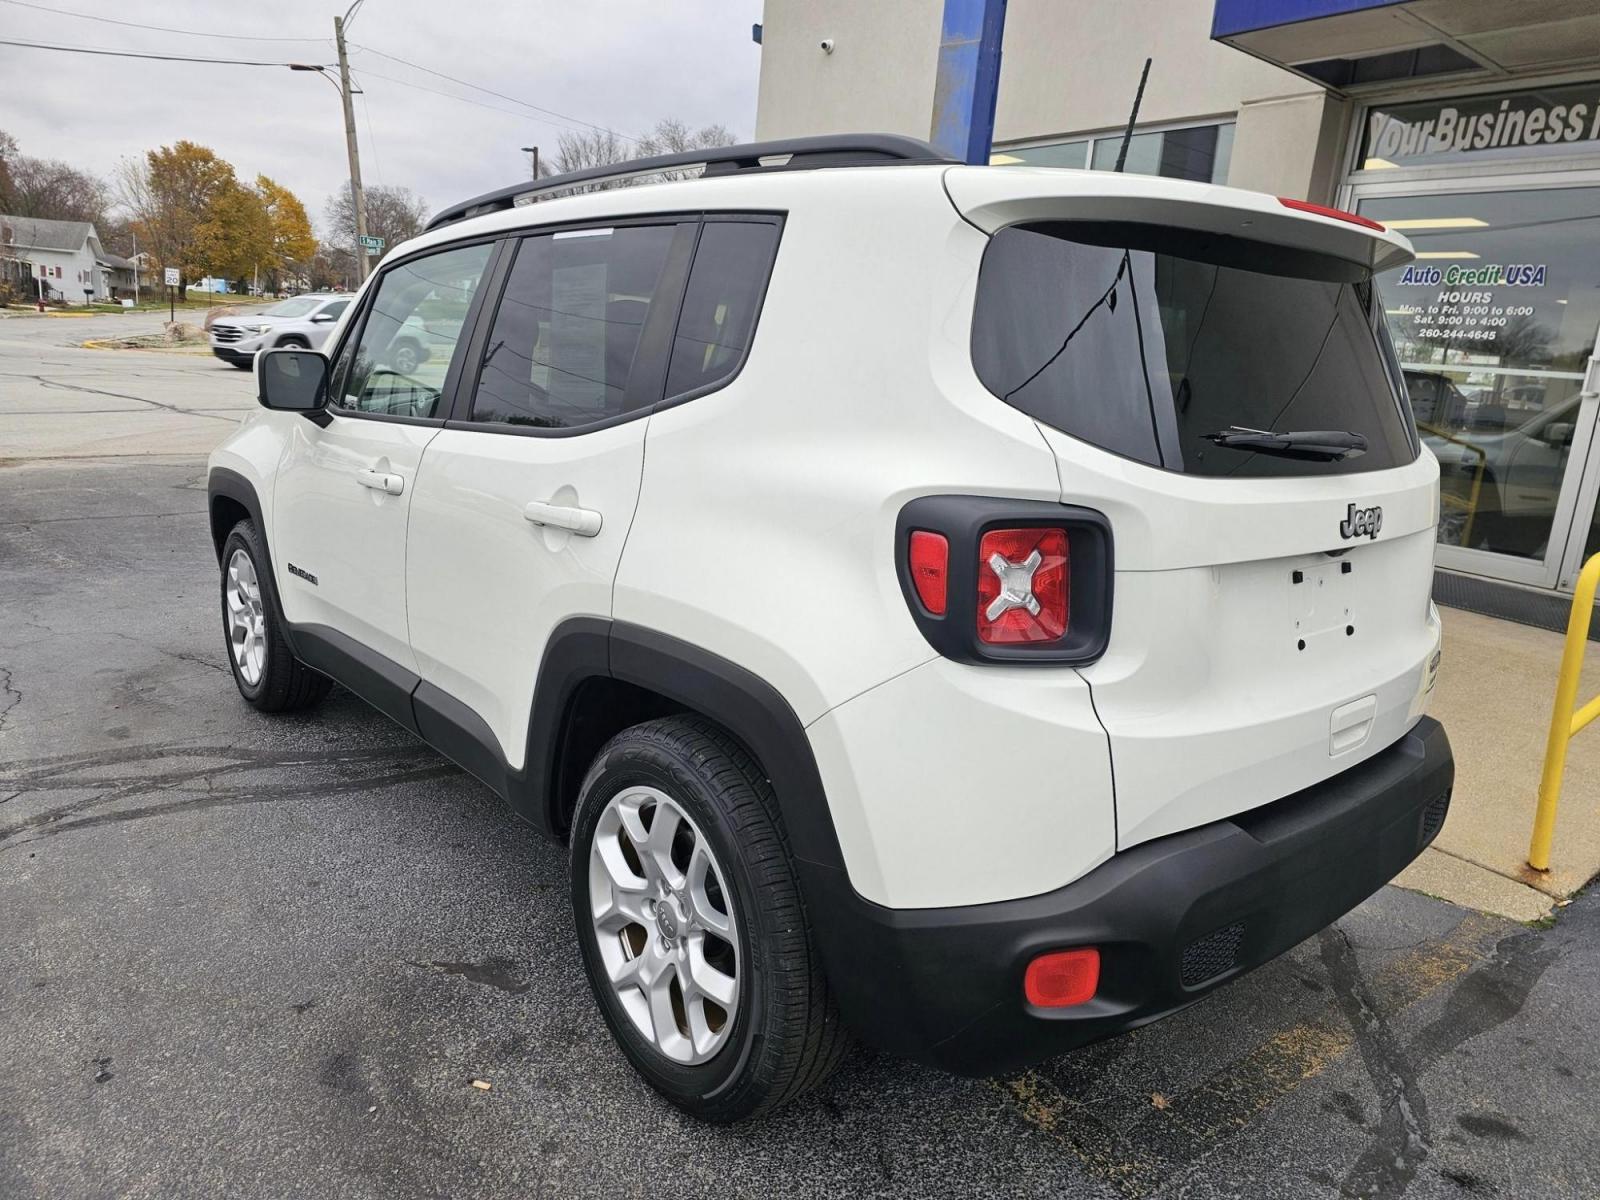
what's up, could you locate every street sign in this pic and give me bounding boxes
[359,235,385,253]
[163,267,180,286]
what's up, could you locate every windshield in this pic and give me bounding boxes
[971,222,1419,477]
[260,297,323,318]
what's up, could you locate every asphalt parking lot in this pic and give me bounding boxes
[3,320,1599,1198]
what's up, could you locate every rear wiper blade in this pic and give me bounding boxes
[1200,426,1368,462]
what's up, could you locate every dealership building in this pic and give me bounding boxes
[755,0,1600,607]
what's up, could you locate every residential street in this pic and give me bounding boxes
[0,310,258,461]
[1,327,1598,1198]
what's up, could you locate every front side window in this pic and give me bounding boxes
[972,221,1418,477]
[319,299,350,321]
[471,224,678,430]
[331,242,492,420]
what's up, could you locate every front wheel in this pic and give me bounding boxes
[570,716,847,1122]
[219,519,331,712]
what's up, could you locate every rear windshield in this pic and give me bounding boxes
[971,221,1418,477]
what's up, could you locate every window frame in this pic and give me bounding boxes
[442,209,785,440]
[323,232,509,429]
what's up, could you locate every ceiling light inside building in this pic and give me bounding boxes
[1413,251,1480,259]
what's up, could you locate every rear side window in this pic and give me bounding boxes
[971,222,1418,477]
[471,224,678,430]
[663,220,780,399]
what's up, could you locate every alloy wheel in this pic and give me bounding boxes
[225,548,267,686]
[588,786,740,1065]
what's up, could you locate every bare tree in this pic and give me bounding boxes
[326,184,428,260]
[550,119,735,191]
[3,141,111,226]
[0,130,17,211]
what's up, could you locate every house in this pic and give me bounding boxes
[0,215,127,304]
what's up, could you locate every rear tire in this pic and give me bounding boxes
[219,519,331,713]
[570,716,847,1122]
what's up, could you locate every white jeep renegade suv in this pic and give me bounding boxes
[207,135,1453,1122]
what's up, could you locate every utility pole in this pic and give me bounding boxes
[522,145,540,179]
[333,12,371,283]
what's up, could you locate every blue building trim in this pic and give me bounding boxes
[1211,0,1406,40]
[930,0,1008,165]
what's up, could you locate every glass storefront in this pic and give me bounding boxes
[1358,186,1600,562]
[1346,83,1600,592]
[994,120,1234,183]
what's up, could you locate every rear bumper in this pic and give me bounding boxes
[803,716,1453,1076]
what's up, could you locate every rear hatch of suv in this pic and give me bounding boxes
[948,168,1443,849]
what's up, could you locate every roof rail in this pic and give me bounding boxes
[425,133,956,232]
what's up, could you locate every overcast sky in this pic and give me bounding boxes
[0,0,764,237]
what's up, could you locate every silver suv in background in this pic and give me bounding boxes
[209,294,353,369]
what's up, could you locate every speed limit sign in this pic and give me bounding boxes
[163,267,180,287]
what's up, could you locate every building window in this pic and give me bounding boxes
[995,121,1234,185]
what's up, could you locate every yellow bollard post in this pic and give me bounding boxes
[1528,553,1600,872]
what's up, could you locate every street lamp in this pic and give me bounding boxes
[521,145,541,179]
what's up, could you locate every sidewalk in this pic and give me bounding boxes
[1395,606,1600,921]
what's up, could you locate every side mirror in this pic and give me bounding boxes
[258,347,329,413]
[311,311,337,324]
[1543,421,1575,447]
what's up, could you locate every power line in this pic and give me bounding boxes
[353,65,611,135]
[0,0,331,43]
[0,36,319,67]
[350,42,640,145]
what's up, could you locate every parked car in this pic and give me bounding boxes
[208,135,1452,1122]
[1420,387,1582,555]
[208,293,353,369]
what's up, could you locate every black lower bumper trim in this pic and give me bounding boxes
[801,717,1454,1077]
[211,346,254,364]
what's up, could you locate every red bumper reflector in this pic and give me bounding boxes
[1277,196,1385,232]
[1024,947,1100,1008]
[907,530,949,615]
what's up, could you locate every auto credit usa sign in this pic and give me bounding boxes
[1362,82,1600,170]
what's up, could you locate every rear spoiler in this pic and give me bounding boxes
[942,167,1413,275]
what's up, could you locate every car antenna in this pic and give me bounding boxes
[1113,57,1153,173]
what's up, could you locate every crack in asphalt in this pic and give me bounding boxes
[407,957,532,995]
[25,373,237,424]
[1319,926,1430,1198]
[0,666,19,733]
[0,510,203,528]
[1324,924,1559,1199]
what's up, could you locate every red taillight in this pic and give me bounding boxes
[1025,947,1100,1008]
[976,527,1069,644]
[907,530,949,616]
[1277,196,1385,232]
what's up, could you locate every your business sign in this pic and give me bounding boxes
[1362,82,1600,170]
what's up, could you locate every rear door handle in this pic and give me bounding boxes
[523,500,602,537]
[356,468,404,496]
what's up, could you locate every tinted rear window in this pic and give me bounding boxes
[971,222,1418,477]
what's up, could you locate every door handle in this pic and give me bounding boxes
[356,468,404,496]
[523,500,603,537]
